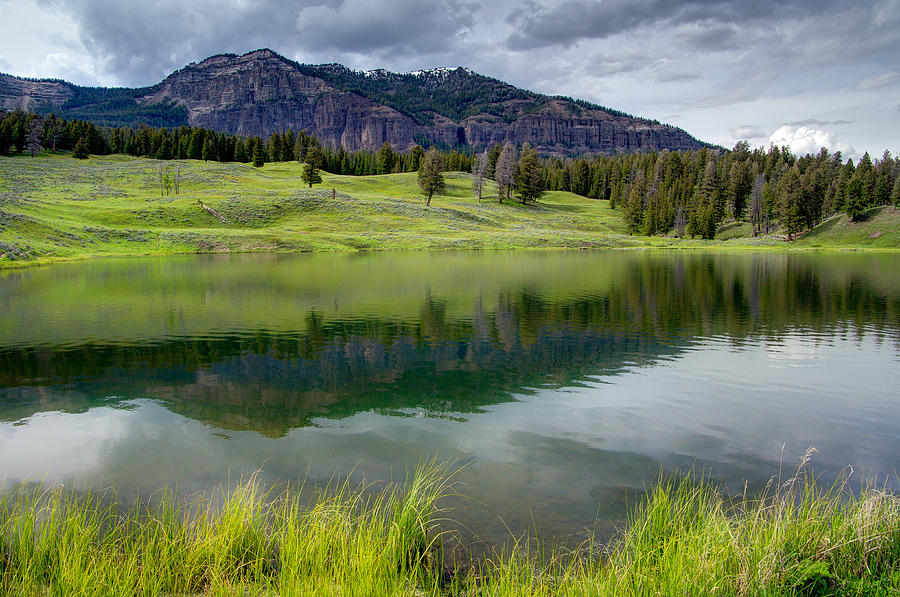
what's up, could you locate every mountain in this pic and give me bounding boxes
[0,49,706,155]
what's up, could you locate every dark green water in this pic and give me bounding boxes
[1,251,899,551]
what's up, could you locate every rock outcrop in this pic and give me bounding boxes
[0,75,73,111]
[2,49,707,155]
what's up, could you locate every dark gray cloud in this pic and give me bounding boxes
[505,0,841,51]
[39,0,474,85]
[587,51,652,77]
[655,70,699,83]
[41,0,300,85]
[677,22,740,51]
[7,0,898,156]
[295,0,475,56]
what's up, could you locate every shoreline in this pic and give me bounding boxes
[2,463,897,595]
[3,241,899,272]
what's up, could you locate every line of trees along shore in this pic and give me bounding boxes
[3,109,898,239]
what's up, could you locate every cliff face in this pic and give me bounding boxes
[139,50,424,152]
[0,75,73,111]
[2,49,706,155]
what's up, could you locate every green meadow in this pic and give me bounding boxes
[2,153,898,268]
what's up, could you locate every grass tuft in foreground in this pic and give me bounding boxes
[2,456,899,595]
[0,461,453,596]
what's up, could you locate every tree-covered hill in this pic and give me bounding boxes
[293,62,638,125]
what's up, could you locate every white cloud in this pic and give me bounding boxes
[730,125,767,140]
[768,125,855,157]
[857,71,900,90]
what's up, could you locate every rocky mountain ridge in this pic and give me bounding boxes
[1,49,706,155]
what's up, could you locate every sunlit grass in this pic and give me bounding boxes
[2,153,897,269]
[0,461,455,596]
[2,455,899,595]
[0,154,635,268]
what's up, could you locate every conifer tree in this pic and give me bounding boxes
[779,167,804,239]
[201,138,215,162]
[268,133,282,163]
[515,143,544,204]
[188,130,203,160]
[234,137,247,163]
[25,117,42,156]
[301,145,324,188]
[252,139,265,167]
[572,160,591,197]
[486,143,502,179]
[844,176,866,221]
[623,170,646,235]
[472,151,488,203]
[72,137,89,159]
[418,147,445,207]
[494,143,517,204]
[282,130,296,162]
[376,142,396,174]
[749,173,765,236]
[305,144,324,170]
[409,145,425,172]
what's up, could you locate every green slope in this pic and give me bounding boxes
[1,153,897,267]
[0,153,633,265]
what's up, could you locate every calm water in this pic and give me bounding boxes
[1,251,899,551]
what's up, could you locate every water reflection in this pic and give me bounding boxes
[0,251,898,549]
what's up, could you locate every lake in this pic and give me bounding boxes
[1,250,898,553]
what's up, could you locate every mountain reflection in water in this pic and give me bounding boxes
[1,251,898,551]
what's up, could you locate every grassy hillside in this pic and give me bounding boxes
[1,153,897,267]
[795,207,900,248]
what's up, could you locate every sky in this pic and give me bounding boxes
[2,0,899,159]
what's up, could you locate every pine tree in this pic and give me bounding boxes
[494,143,517,204]
[252,139,265,168]
[418,147,445,207]
[234,137,247,163]
[486,143,503,179]
[572,160,591,197]
[25,117,42,156]
[515,143,544,204]
[779,167,804,239]
[300,162,322,188]
[201,138,216,162]
[748,173,765,236]
[845,176,866,222]
[301,145,324,188]
[472,151,488,203]
[891,174,900,207]
[623,170,646,235]
[268,133,282,163]
[306,144,324,170]
[188,130,203,160]
[409,145,425,172]
[72,137,89,159]
[282,130,296,162]
[762,181,777,234]
[376,142,396,174]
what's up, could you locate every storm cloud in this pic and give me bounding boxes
[4,0,900,156]
[504,0,841,51]
[294,0,476,55]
